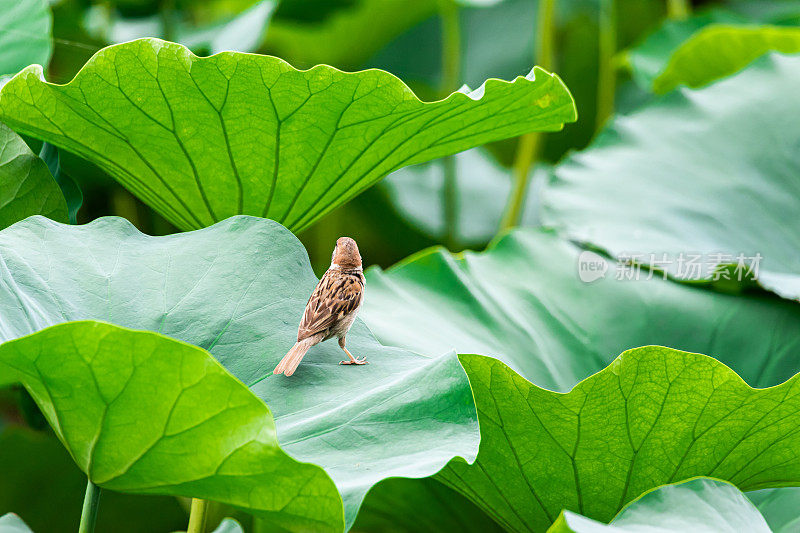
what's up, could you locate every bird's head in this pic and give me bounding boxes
[331,237,362,271]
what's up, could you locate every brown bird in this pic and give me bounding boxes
[273,237,368,377]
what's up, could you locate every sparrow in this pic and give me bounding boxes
[273,236,367,377]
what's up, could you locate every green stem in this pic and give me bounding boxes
[536,0,556,73]
[499,0,555,231]
[596,0,616,130]
[438,0,461,95]
[78,479,101,533]
[160,0,176,42]
[438,0,461,248]
[666,0,691,20]
[499,133,541,230]
[187,498,209,533]
[442,154,458,249]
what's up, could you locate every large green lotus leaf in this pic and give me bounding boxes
[0,215,478,529]
[353,477,503,533]
[547,478,770,532]
[652,24,800,93]
[0,0,52,79]
[0,514,31,533]
[0,123,66,228]
[0,426,187,533]
[437,348,800,532]
[0,38,575,233]
[0,321,344,532]
[541,53,800,301]
[363,228,800,392]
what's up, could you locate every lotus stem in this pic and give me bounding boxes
[187,498,210,533]
[442,154,458,248]
[499,133,541,231]
[438,0,461,95]
[596,0,616,130]
[438,0,462,248]
[536,0,556,73]
[160,0,177,42]
[499,0,555,231]
[78,479,101,533]
[666,0,691,20]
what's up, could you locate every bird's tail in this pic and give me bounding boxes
[273,338,316,377]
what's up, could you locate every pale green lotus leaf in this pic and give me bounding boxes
[0,0,51,79]
[548,478,770,532]
[363,228,800,392]
[0,514,32,533]
[542,53,800,300]
[0,215,478,529]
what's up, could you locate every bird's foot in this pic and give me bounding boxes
[339,357,369,365]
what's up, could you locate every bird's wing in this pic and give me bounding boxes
[298,270,364,341]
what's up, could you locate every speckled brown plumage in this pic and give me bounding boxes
[273,237,367,377]
[299,269,364,341]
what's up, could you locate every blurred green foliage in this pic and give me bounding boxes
[3,0,800,531]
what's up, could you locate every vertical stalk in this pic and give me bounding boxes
[596,0,616,130]
[442,154,457,248]
[439,0,461,95]
[499,133,542,231]
[438,0,461,248]
[78,479,101,533]
[499,0,555,231]
[160,0,176,42]
[187,498,209,533]
[536,0,556,73]
[666,0,691,20]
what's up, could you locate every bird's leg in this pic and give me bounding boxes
[338,336,368,365]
